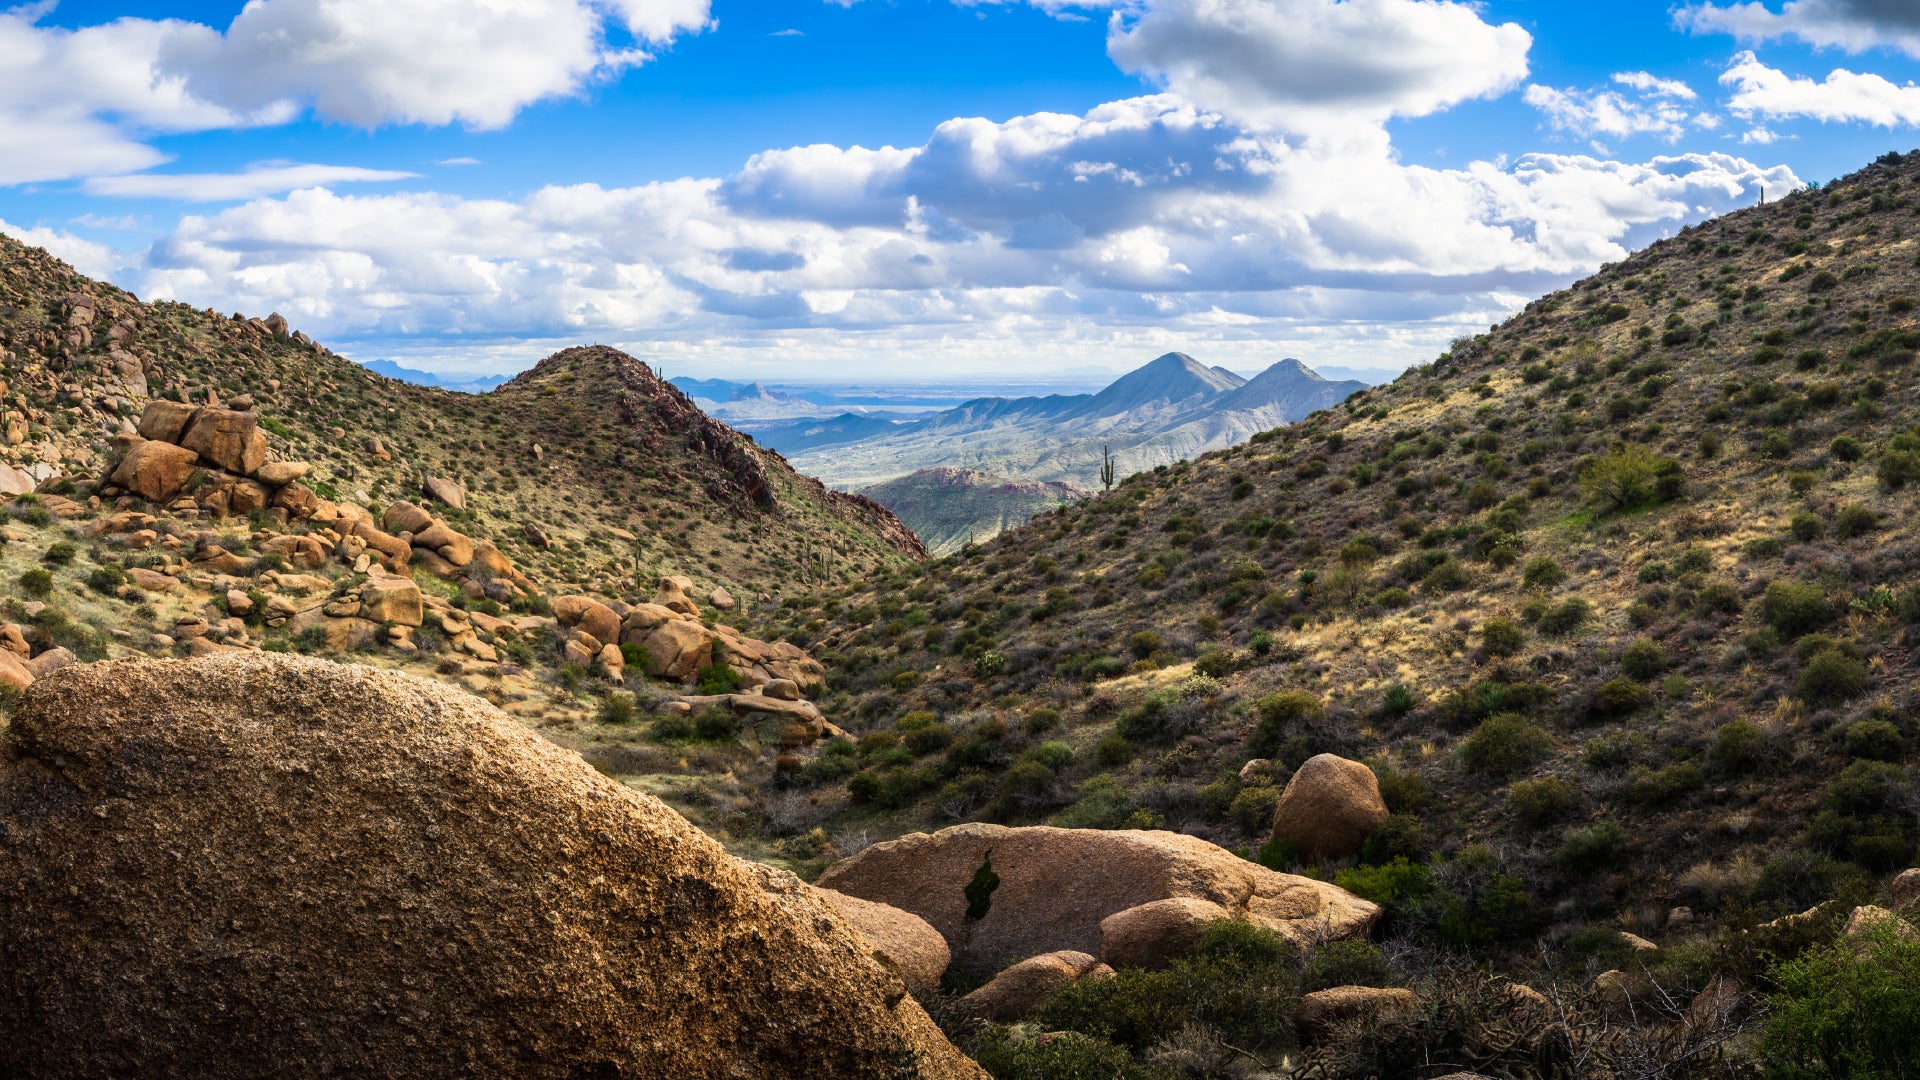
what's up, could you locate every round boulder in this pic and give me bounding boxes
[1268,753,1389,861]
[815,888,951,990]
[959,951,1110,1022]
[1294,986,1418,1041]
[0,655,983,1079]
[1099,897,1233,970]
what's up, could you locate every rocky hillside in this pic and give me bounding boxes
[863,467,1087,555]
[694,151,1920,1072]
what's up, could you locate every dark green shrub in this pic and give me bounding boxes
[1879,449,1920,490]
[1557,819,1626,872]
[694,664,745,696]
[1765,580,1833,637]
[1301,939,1392,992]
[966,1029,1164,1080]
[85,565,126,594]
[1250,690,1325,755]
[1790,511,1825,542]
[1835,502,1878,539]
[597,691,637,724]
[1625,762,1705,805]
[1508,776,1580,823]
[1620,637,1665,680]
[1522,556,1566,590]
[1460,714,1552,777]
[17,568,52,598]
[1192,647,1235,678]
[1588,677,1653,720]
[1796,648,1869,705]
[1381,683,1418,716]
[1580,444,1684,511]
[1537,596,1592,636]
[1480,616,1523,656]
[1764,920,1920,1080]
[1830,435,1864,461]
[1712,719,1767,773]
[41,541,77,565]
[1845,719,1904,762]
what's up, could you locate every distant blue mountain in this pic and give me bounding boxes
[363,359,511,394]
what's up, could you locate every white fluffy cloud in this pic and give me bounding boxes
[1524,73,1710,145]
[1722,50,1920,126]
[0,0,712,188]
[0,217,120,280]
[1103,0,1532,132]
[1679,0,1920,58]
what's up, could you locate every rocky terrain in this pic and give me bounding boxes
[780,352,1369,490]
[863,467,1089,555]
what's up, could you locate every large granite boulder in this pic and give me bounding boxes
[0,656,983,1079]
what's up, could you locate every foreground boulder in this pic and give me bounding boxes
[960,951,1110,1022]
[816,823,1379,974]
[1268,753,1390,861]
[0,655,983,1079]
[814,888,952,990]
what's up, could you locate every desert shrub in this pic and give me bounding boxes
[1796,648,1869,706]
[1480,616,1524,656]
[1094,734,1132,768]
[597,691,638,724]
[1460,714,1552,777]
[85,565,126,594]
[965,1028,1165,1080]
[1588,677,1653,720]
[1790,511,1825,542]
[692,706,741,742]
[1537,596,1592,636]
[1764,920,1920,1080]
[17,568,52,598]
[694,664,745,696]
[1626,762,1705,805]
[1557,819,1627,873]
[1521,556,1567,590]
[1713,719,1767,773]
[1580,443,1684,511]
[1126,631,1163,658]
[1192,647,1235,678]
[1381,683,1418,716]
[1227,784,1281,834]
[41,541,77,565]
[1301,939,1392,992]
[1508,776,1579,823]
[1620,637,1665,680]
[1845,719,1905,762]
[1250,690,1325,755]
[1830,435,1864,462]
[1835,502,1878,539]
[1115,690,1200,744]
[1879,449,1920,491]
[1765,580,1833,637]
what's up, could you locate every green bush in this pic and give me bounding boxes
[1301,939,1392,992]
[1879,449,1920,490]
[1765,580,1834,637]
[597,691,638,724]
[694,664,745,696]
[1712,719,1767,773]
[1588,677,1653,720]
[1620,637,1665,680]
[1192,647,1235,678]
[1480,616,1524,656]
[1764,919,1920,1080]
[1835,502,1878,539]
[1790,510,1825,542]
[17,568,53,598]
[85,565,126,594]
[1250,690,1325,755]
[966,1028,1166,1080]
[41,541,77,565]
[1830,435,1864,462]
[1845,719,1905,762]
[1521,556,1567,590]
[1381,683,1418,716]
[1580,443,1684,511]
[1460,714,1552,777]
[1797,648,1869,705]
[1508,776,1580,823]
[1537,596,1592,636]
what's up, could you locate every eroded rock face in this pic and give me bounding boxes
[179,406,268,476]
[0,656,984,1080]
[816,823,1379,974]
[109,439,199,502]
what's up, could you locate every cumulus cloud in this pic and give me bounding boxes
[1104,0,1532,132]
[0,0,712,188]
[85,163,420,201]
[1524,73,1711,145]
[1721,50,1920,125]
[1678,0,1920,58]
[0,218,123,280]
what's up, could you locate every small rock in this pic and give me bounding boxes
[763,678,802,701]
[1295,986,1418,1042]
[422,476,466,510]
[709,587,736,611]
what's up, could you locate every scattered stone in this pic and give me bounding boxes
[0,650,30,692]
[709,586,736,610]
[554,595,621,645]
[135,400,196,443]
[422,475,466,510]
[226,589,253,616]
[1889,868,1920,910]
[125,568,175,592]
[25,647,75,679]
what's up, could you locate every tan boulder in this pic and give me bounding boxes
[288,612,381,652]
[254,461,310,486]
[709,586,736,610]
[179,407,268,475]
[1269,753,1389,861]
[350,520,410,572]
[960,951,1109,1022]
[764,678,803,701]
[135,400,197,443]
[620,603,679,636]
[654,575,701,617]
[815,888,951,990]
[126,568,175,593]
[26,648,76,680]
[111,440,199,502]
[1295,986,1418,1041]
[0,463,33,497]
[817,824,1380,974]
[641,619,714,682]
[228,479,271,515]
[553,595,623,651]
[1844,905,1919,942]
[382,500,435,535]
[0,655,984,1080]
[0,650,30,693]
[1099,897,1233,970]
[359,579,424,627]
[422,475,466,510]
[258,534,330,570]
[271,483,322,520]
[0,626,28,659]
[1889,868,1920,911]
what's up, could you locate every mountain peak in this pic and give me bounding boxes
[1071,351,1243,419]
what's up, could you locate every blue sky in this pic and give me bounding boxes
[4,0,1920,380]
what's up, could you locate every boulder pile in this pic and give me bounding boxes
[0,655,984,1079]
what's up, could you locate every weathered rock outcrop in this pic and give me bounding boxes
[814,888,952,990]
[0,655,984,1079]
[960,951,1110,1022]
[816,823,1380,974]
